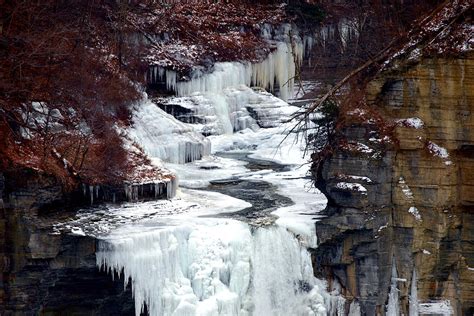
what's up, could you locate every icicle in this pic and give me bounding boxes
[154,183,159,198]
[124,184,131,201]
[166,177,178,199]
[89,185,94,205]
[409,269,419,316]
[386,258,400,316]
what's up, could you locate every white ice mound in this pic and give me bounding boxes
[129,100,211,164]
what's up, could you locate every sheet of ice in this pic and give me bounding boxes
[210,124,307,166]
[335,182,368,194]
[53,189,251,237]
[160,85,298,136]
[97,219,329,316]
[165,156,248,189]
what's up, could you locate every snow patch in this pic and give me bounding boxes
[408,206,422,221]
[397,117,424,129]
[335,182,368,194]
[336,174,373,183]
[399,177,414,200]
[427,141,449,159]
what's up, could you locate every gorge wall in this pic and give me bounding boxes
[0,171,136,315]
[313,52,474,314]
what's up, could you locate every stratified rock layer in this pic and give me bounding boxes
[314,55,474,315]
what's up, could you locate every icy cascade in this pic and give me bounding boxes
[148,41,303,102]
[160,86,298,136]
[129,99,211,164]
[97,221,328,316]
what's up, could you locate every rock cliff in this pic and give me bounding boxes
[0,170,137,315]
[312,3,473,314]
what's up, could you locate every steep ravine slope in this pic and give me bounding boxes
[312,9,474,316]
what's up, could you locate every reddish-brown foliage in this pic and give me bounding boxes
[128,1,287,73]
[0,1,144,187]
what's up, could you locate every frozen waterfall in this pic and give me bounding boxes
[148,41,303,102]
[97,221,328,316]
[146,39,304,136]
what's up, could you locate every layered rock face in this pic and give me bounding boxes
[0,170,135,315]
[313,55,474,315]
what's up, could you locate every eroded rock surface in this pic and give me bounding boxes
[313,54,474,315]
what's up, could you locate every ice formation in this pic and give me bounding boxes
[409,269,419,316]
[124,177,178,201]
[129,99,211,164]
[386,259,401,316]
[160,86,298,136]
[97,222,328,316]
[148,40,303,102]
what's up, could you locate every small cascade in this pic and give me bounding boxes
[129,99,211,163]
[386,259,401,316]
[97,222,328,316]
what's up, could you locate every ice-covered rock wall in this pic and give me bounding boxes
[148,41,303,102]
[97,221,328,316]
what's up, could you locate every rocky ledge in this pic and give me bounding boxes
[312,17,474,316]
[0,168,167,315]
